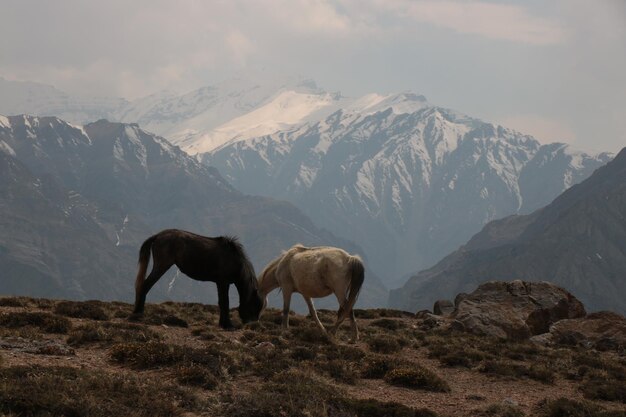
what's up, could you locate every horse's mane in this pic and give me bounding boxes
[221,236,258,291]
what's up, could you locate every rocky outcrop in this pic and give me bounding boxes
[546,311,626,352]
[450,280,586,340]
[433,300,454,316]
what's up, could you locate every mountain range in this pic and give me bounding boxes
[203,101,612,284]
[0,115,386,308]
[389,147,626,314]
[0,75,618,309]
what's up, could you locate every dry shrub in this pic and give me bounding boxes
[480,360,555,384]
[366,335,402,354]
[0,297,28,307]
[289,326,332,345]
[538,397,625,417]
[370,318,407,331]
[339,398,438,417]
[54,300,109,321]
[220,369,342,417]
[384,366,450,392]
[175,364,220,390]
[581,377,626,403]
[67,322,161,346]
[319,359,359,384]
[0,365,203,417]
[110,341,185,369]
[290,345,317,360]
[0,312,71,334]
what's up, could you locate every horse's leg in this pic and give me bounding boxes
[282,290,292,329]
[349,309,359,342]
[304,296,326,332]
[329,289,351,336]
[217,282,234,329]
[132,263,171,316]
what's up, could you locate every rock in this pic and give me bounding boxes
[529,333,553,346]
[549,311,626,352]
[433,300,454,316]
[415,309,432,319]
[418,312,446,330]
[452,280,586,340]
[454,293,468,307]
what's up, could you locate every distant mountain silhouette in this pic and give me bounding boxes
[390,148,626,314]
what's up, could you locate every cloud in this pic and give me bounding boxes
[371,0,566,45]
[498,114,576,143]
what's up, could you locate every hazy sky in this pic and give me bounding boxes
[1,0,625,152]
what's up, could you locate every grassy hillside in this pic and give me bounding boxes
[0,297,624,417]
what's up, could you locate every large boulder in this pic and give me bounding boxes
[547,311,626,352]
[451,280,586,340]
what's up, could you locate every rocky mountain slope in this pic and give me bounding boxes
[204,105,612,285]
[389,148,626,314]
[0,115,386,307]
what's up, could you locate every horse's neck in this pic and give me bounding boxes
[258,273,279,297]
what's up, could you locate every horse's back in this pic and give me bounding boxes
[284,245,357,296]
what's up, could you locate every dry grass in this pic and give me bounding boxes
[0,365,207,417]
[384,366,451,392]
[1,296,626,417]
[0,311,71,333]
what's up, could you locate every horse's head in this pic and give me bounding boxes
[238,291,264,324]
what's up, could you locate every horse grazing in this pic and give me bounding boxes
[132,229,263,329]
[258,245,365,341]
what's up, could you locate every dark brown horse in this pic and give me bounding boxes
[132,229,263,328]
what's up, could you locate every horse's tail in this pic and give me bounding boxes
[340,256,365,317]
[135,235,156,293]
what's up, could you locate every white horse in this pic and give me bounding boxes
[258,244,365,341]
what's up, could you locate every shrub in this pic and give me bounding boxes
[362,355,403,379]
[367,335,402,354]
[54,300,109,321]
[289,326,332,345]
[109,342,184,369]
[339,398,438,417]
[384,366,450,392]
[480,360,555,384]
[0,365,200,417]
[290,346,317,361]
[320,344,366,362]
[175,365,220,390]
[539,398,611,417]
[319,359,359,384]
[370,318,407,330]
[67,322,160,346]
[582,378,626,403]
[0,297,27,307]
[439,347,486,368]
[0,312,71,334]
[220,369,344,417]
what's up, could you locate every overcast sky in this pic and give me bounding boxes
[1,0,624,152]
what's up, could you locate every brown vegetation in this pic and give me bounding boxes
[0,297,625,417]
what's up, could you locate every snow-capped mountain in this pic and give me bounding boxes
[203,105,613,286]
[0,115,386,307]
[112,76,343,153]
